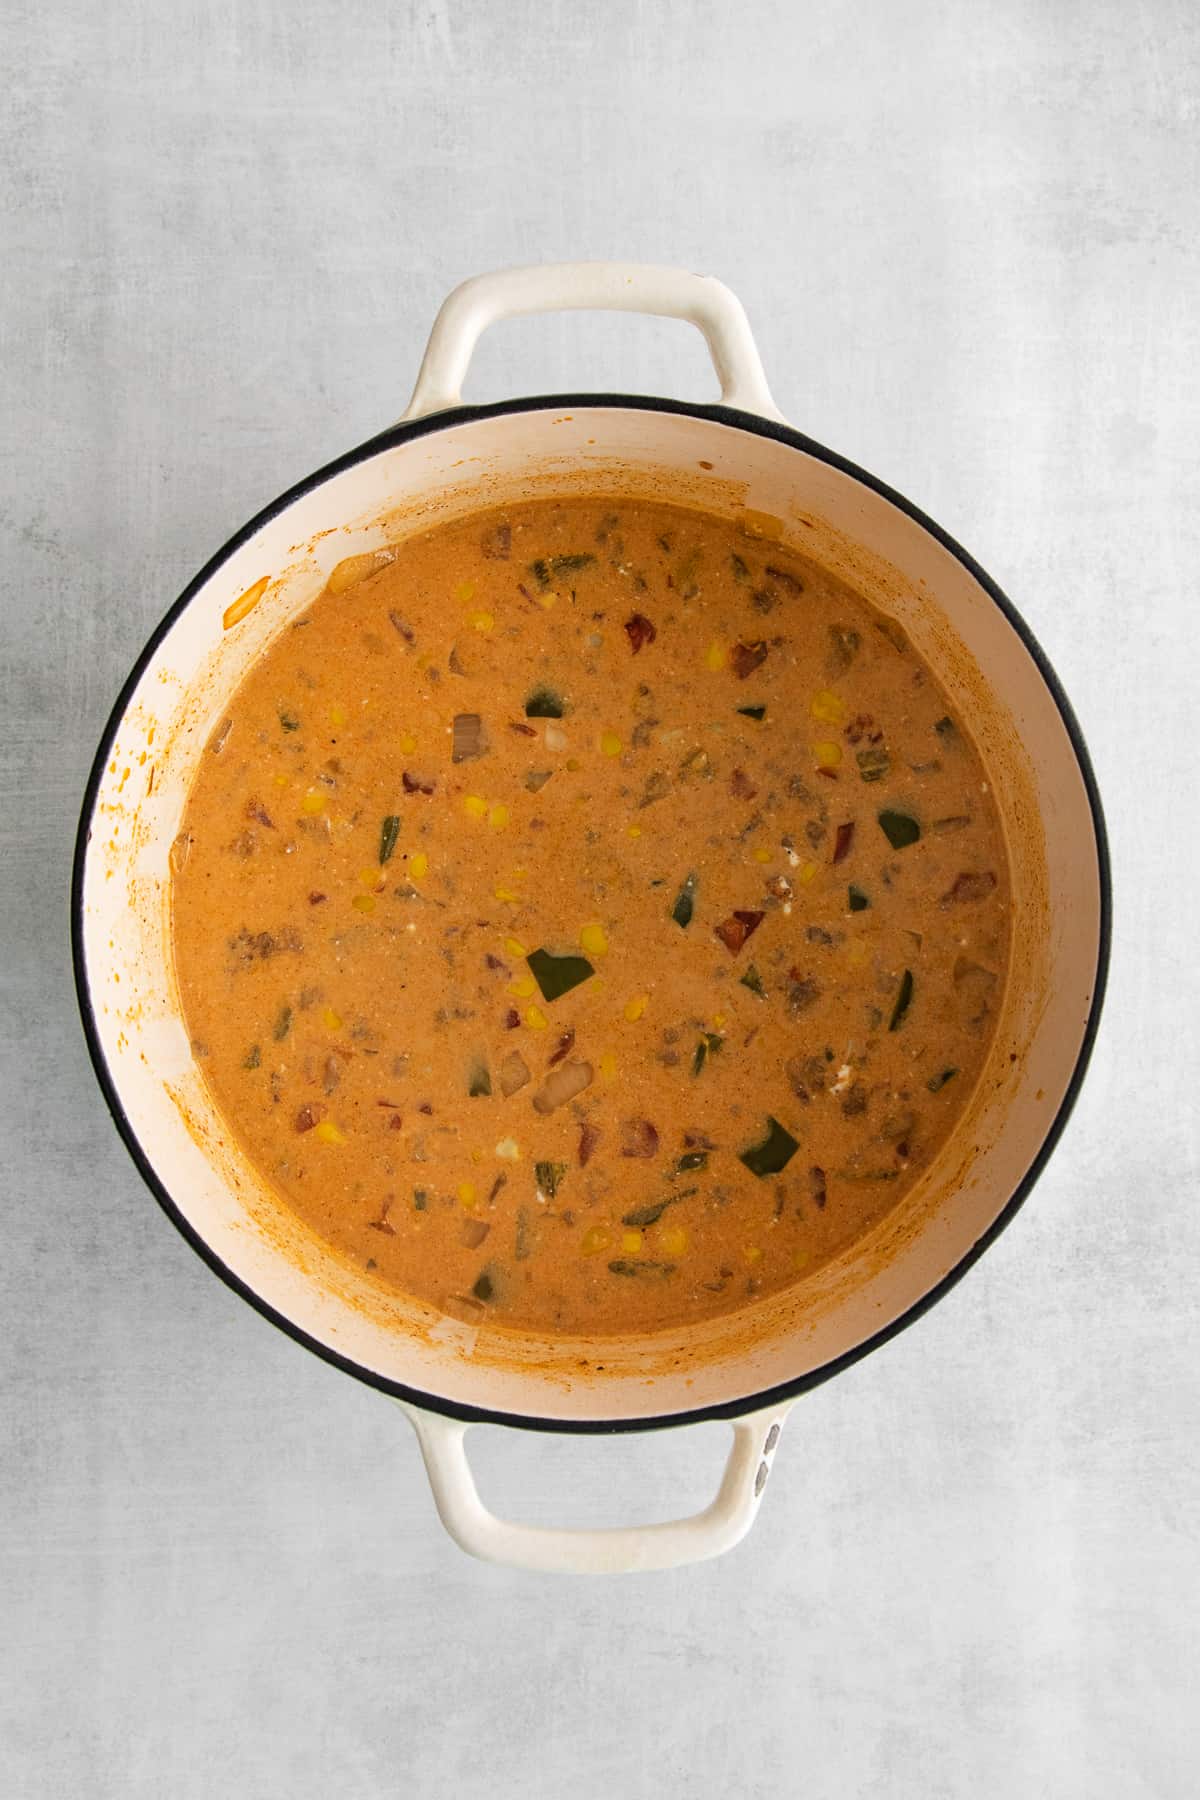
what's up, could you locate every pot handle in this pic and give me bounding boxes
[402,262,783,422]
[397,1399,792,1573]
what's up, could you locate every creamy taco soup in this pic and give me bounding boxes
[172,497,1010,1337]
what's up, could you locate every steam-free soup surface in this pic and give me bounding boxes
[172,497,1010,1337]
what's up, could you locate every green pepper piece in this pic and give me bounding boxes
[927,1066,959,1093]
[535,1160,567,1198]
[525,685,565,718]
[878,809,921,849]
[671,873,697,928]
[736,704,766,720]
[529,553,595,590]
[847,885,870,913]
[739,1116,800,1178]
[739,963,766,997]
[379,814,401,864]
[527,948,595,1002]
[621,1197,675,1229]
[889,969,914,1031]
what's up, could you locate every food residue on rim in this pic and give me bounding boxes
[222,576,270,631]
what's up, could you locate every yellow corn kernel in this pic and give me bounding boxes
[580,922,608,957]
[624,993,648,1022]
[495,1137,521,1160]
[581,1225,612,1256]
[504,936,528,958]
[314,1120,345,1146]
[599,1051,617,1082]
[222,575,269,631]
[351,894,376,915]
[711,1013,727,1030]
[705,640,727,671]
[792,1247,812,1273]
[321,1007,343,1033]
[457,1180,477,1206]
[524,1004,548,1032]
[463,794,487,818]
[454,578,476,604]
[846,938,869,968]
[487,803,510,831]
[328,703,348,727]
[752,846,772,863]
[409,851,428,880]
[399,733,417,754]
[471,611,495,633]
[812,740,843,769]
[799,861,819,885]
[626,824,642,839]
[358,866,382,889]
[510,975,537,999]
[661,1226,690,1258]
[743,1245,764,1266]
[534,589,558,609]
[600,730,622,757]
[621,1229,644,1254]
[273,773,289,788]
[494,885,519,904]
[811,689,847,726]
[301,789,326,815]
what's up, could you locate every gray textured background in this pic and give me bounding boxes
[3,2,1198,1796]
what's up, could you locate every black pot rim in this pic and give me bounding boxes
[71,392,1112,1436]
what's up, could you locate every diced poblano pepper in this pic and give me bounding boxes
[526,948,595,1002]
[739,1116,800,1178]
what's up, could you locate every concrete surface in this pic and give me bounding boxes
[3,2,1198,1796]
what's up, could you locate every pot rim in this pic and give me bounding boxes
[71,392,1112,1435]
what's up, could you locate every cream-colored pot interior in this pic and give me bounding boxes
[77,398,1103,1427]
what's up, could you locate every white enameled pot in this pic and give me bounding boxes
[73,264,1109,1573]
